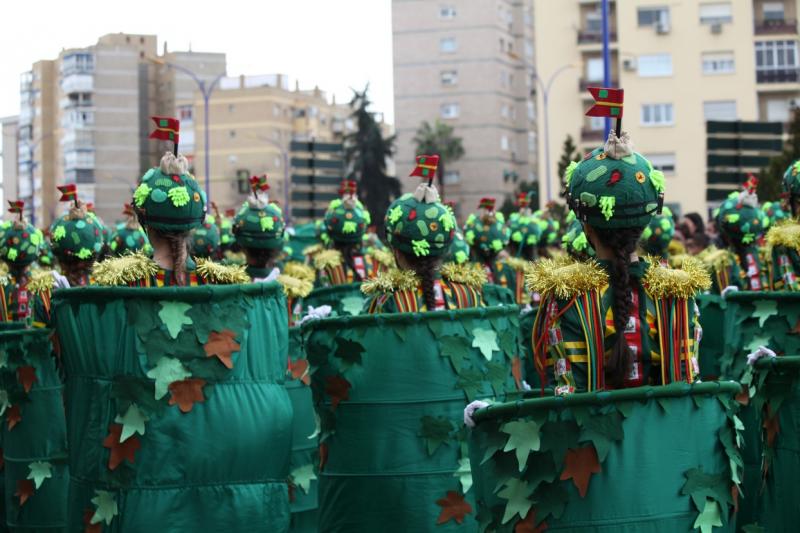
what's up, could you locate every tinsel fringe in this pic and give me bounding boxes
[369,248,396,269]
[282,261,316,283]
[699,248,731,272]
[642,256,711,299]
[27,269,57,293]
[92,252,159,286]
[313,249,343,271]
[441,262,488,289]
[766,221,800,252]
[503,257,531,273]
[195,258,250,285]
[525,257,608,298]
[277,274,313,298]
[362,268,420,295]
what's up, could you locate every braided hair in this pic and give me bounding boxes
[398,251,441,311]
[592,226,643,388]
[336,242,364,282]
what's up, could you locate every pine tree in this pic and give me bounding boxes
[344,86,401,226]
[412,120,465,201]
[759,106,800,201]
[557,135,581,198]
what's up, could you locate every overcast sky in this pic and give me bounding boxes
[0,0,394,121]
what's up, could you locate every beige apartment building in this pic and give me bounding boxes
[534,0,800,216]
[182,75,357,213]
[392,0,537,218]
[9,33,226,226]
[1,116,19,203]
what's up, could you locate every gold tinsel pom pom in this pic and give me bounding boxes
[27,269,57,293]
[277,274,314,298]
[303,243,324,259]
[369,248,396,269]
[504,257,532,273]
[92,252,159,286]
[362,268,420,295]
[441,262,488,289]
[699,247,731,273]
[766,221,800,252]
[195,258,250,285]
[283,261,316,283]
[525,257,608,298]
[642,256,711,299]
[313,249,343,271]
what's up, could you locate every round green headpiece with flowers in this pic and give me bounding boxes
[464,198,510,255]
[762,201,789,228]
[233,189,286,250]
[716,179,767,246]
[507,193,541,253]
[110,204,150,256]
[191,215,222,258]
[561,217,595,259]
[50,202,105,262]
[132,152,206,232]
[640,206,675,257]
[782,159,800,197]
[566,132,665,229]
[324,180,370,244]
[385,186,455,258]
[533,211,561,247]
[0,202,44,267]
[447,230,471,264]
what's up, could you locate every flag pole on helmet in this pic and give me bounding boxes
[58,184,79,208]
[586,87,624,138]
[410,154,440,189]
[149,115,181,156]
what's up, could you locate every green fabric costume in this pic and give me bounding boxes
[715,189,769,291]
[640,206,676,259]
[190,215,221,259]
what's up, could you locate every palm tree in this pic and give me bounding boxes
[412,120,465,200]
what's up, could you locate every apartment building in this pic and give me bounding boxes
[181,74,356,212]
[1,116,19,204]
[534,0,800,215]
[11,33,226,226]
[392,0,538,216]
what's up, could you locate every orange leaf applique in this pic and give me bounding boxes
[735,390,749,406]
[512,357,523,390]
[15,479,34,507]
[763,405,780,448]
[325,375,351,410]
[17,366,37,394]
[83,508,102,533]
[7,405,21,431]
[102,423,141,470]
[515,509,548,533]
[731,484,739,515]
[560,446,601,498]
[168,378,207,413]
[319,443,329,472]
[288,358,310,386]
[435,491,473,525]
[789,318,800,335]
[203,330,240,369]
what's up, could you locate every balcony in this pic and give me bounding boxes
[579,78,619,91]
[757,68,800,83]
[581,128,605,142]
[61,73,94,95]
[755,19,798,35]
[577,31,617,45]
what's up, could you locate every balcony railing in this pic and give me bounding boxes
[577,31,617,45]
[579,78,619,91]
[581,128,605,142]
[757,68,800,83]
[755,19,798,35]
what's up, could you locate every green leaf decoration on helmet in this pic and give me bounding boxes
[324,183,370,244]
[463,197,510,256]
[384,190,455,258]
[0,221,44,267]
[38,238,55,266]
[561,218,596,259]
[567,134,664,229]
[233,198,286,250]
[640,206,675,257]
[191,215,222,258]
[49,203,105,262]
[446,230,471,264]
[110,223,151,256]
[533,212,560,246]
[133,152,206,232]
[762,201,789,228]
[507,211,541,252]
[715,182,766,247]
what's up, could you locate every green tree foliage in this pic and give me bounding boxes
[759,107,800,202]
[344,85,401,226]
[557,135,581,198]
[412,120,465,200]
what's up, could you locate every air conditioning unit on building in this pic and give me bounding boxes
[711,23,723,34]
[656,21,670,34]
[623,58,637,71]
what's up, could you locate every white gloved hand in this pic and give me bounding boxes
[463,400,490,428]
[252,267,281,284]
[297,305,333,325]
[721,285,739,299]
[51,271,70,289]
[747,346,777,365]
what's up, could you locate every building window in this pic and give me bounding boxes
[763,2,785,21]
[229,130,236,139]
[704,100,738,121]
[638,6,670,27]
[440,37,457,53]
[440,103,460,119]
[501,104,510,119]
[641,103,674,126]
[646,153,676,174]
[766,98,794,122]
[702,51,735,74]
[756,40,799,70]
[440,5,456,20]
[525,39,534,59]
[501,135,509,151]
[178,106,193,121]
[528,132,536,152]
[637,54,673,77]
[699,3,733,25]
[527,101,536,121]
[589,116,606,131]
[273,104,281,117]
[441,70,458,86]
[443,170,460,185]
[586,58,604,81]
[586,9,602,33]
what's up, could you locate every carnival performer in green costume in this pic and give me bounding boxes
[764,162,800,290]
[528,132,710,394]
[640,206,676,263]
[463,197,511,284]
[191,215,222,259]
[500,193,541,304]
[109,203,151,256]
[364,156,484,313]
[49,185,105,287]
[561,212,595,261]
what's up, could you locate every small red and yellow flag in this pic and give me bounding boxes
[7,200,24,214]
[148,116,180,143]
[250,174,270,194]
[478,197,496,211]
[586,87,624,118]
[338,179,357,196]
[58,184,78,202]
[410,155,440,179]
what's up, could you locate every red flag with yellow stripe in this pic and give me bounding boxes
[585,87,624,118]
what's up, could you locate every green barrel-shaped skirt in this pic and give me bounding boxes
[469,382,742,532]
[0,327,68,531]
[287,327,319,532]
[482,284,516,307]
[304,283,366,317]
[696,293,726,380]
[303,306,521,532]
[52,283,293,532]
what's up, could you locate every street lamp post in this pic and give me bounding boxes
[533,65,577,204]
[150,58,224,205]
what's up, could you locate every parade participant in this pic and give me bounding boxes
[763,161,800,290]
[233,175,286,281]
[463,197,511,283]
[561,214,595,262]
[314,179,373,285]
[714,176,769,291]
[497,193,541,304]
[50,185,105,287]
[190,214,222,259]
[533,209,560,258]
[0,201,46,323]
[528,130,709,393]
[109,203,151,256]
[640,206,676,263]
[364,155,484,313]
